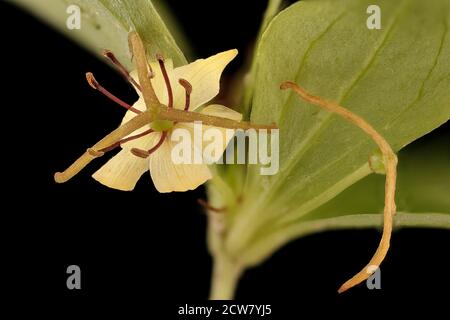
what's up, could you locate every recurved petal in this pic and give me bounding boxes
[129,59,174,102]
[170,49,238,110]
[148,138,212,193]
[92,149,148,191]
[92,133,161,191]
[119,97,152,145]
[121,96,146,125]
[176,104,242,163]
[201,104,242,121]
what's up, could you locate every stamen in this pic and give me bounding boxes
[87,148,104,157]
[197,199,227,213]
[131,131,167,158]
[130,148,150,159]
[99,128,154,153]
[179,79,192,111]
[157,54,173,108]
[102,49,141,91]
[86,72,141,114]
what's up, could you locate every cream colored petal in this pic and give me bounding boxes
[176,104,242,163]
[119,130,162,151]
[121,59,176,140]
[119,60,176,148]
[150,60,175,106]
[201,105,243,157]
[120,96,146,125]
[148,138,212,193]
[92,150,147,191]
[200,104,242,121]
[170,50,238,110]
[125,50,237,112]
[129,59,174,102]
[118,97,153,146]
[92,133,161,191]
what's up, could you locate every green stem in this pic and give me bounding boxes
[209,253,242,300]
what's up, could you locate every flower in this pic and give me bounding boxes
[92,50,242,192]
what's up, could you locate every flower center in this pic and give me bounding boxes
[151,119,174,132]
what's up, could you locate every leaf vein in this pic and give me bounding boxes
[269,0,408,197]
[277,11,347,124]
[387,11,448,127]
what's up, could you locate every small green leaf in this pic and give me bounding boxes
[12,0,187,68]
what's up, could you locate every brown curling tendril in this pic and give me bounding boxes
[280,81,398,293]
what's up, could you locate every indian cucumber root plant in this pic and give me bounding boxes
[19,0,450,299]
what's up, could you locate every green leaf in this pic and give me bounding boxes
[12,0,187,68]
[240,212,450,267]
[212,0,450,263]
[308,130,450,219]
[242,0,284,117]
[238,129,450,266]
[151,0,193,61]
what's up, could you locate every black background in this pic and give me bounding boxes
[3,0,449,315]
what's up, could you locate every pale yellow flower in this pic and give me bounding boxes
[92,50,242,192]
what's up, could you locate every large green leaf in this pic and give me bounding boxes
[12,0,187,68]
[214,0,450,262]
[238,128,450,266]
[242,0,284,118]
[308,131,450,219]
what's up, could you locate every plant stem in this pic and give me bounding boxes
[210,252,242,300]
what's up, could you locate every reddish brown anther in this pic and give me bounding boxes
[130,131,168,159]
[87,148,104,157]
[197,199,227,213]
[102,49,141,91]
[130,148,150,158]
